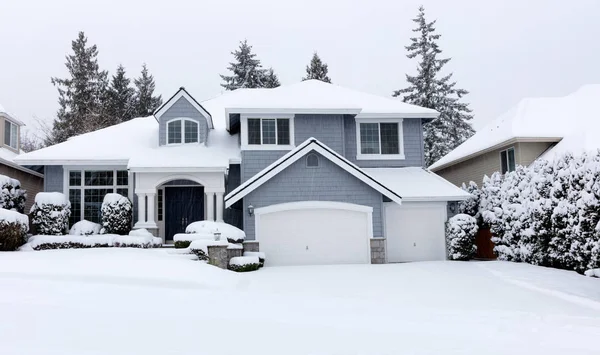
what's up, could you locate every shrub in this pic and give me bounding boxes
[101,193,132,235]
[69,220,102,236]
[186,221,245,243]
[174,240,191,249]
[243,251,265,267]
[228,256,260,272]
[446,214,478,261]
[30,192,70,235]
[0,208,29,251]
[0,175,26,213]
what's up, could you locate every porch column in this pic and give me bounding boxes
[137,193,146,223]
[147,192,156,225]
[215,192,224,222]
[206,192,215,221]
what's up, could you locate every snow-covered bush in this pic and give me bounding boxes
[244,251,265,267]
[188,239,229,261]
[458,181,481,219]
[28,233,161,251]
[186,221,245,243]
[101,193,132,235]
[69,220,102,236]
[173,232,214,249]
[30,192,71,235]
[0,175,26,213]
[0,208,29,251]
[228,256,260,272]
[446,214,478,261]
[113,231,161,248]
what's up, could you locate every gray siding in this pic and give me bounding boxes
[44,165,63,192]
[344,115,424,168]
[243,151,384,240]
[241,150,287,183]
[294,114,345,154]
[158,97,210,146]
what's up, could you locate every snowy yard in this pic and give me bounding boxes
[0,249,599,355]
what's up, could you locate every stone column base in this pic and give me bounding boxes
[207,245,228,269]
[370,238,386,264]
[242,240,260,253]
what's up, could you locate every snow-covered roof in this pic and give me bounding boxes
[364,167,471,201]
[429,85,600,170]
[0,104,25,126]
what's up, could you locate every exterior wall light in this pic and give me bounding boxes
[248,204,254,216]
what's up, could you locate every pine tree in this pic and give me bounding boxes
[394,6,474,166]
[220,40,267,90]
[106,64,135,125]
[458,181,480,220]
[302,52,332,83]
[133,64,162,117]
[47,31,109,145]
[263,68,281,88]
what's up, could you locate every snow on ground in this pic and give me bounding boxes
[0,250,598,355]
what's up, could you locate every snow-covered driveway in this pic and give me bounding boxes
[0,249,599,355]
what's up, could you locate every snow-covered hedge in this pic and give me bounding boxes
[469,151,600,274]
[446,214,478,261]
[30,192,71,235]
[101,193,132,235]
[0,175,26,213]
[173,232,214,249]
[0,208,29,251]
[228,256,260,272]
[28,233,161,251]
[69,220,102,236]
[186,221,245,243]
[243,251,265,267]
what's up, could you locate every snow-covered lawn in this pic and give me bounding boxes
[0,249,599,355]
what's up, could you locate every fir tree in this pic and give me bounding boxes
[302,52,332,83]
[263,68,281,88]
[106,64,135,125]
[394,6,474,166]
[220,40,267,90]
[48,31,109,145]
[133,64,162,117]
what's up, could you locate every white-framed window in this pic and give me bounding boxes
[356,118,404,160]
[241,114,295,150]
[67,169,129,226]
[500,147,516,174]
[4,120,18,150]
[306,153,319,168]
[167,118,199,144]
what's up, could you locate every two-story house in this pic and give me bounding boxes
[15,80,469,265]
[0,104,44,212]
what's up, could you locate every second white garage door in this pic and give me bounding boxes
[255,201,372,266]
[385,202,448,263]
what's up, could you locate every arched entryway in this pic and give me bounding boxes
[158,179,204,242]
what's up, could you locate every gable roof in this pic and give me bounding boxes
[224,137,403,208]
[429,85,600,171]
[154,87,214,129]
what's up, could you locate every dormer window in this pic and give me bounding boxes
[167,119,199,144]
[4,120,17,149]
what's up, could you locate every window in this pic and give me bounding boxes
[68,169,129,225]
[500,147,516,174]
[306,153,319,167]
[157,189,163,221]
[357,120,403,159]
[246,117,292,147]
[4,120,17,149]
[167,119,199,144]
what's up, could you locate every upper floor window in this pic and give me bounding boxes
[500,147,515,174]
[242,116,294,150]
[167,119,199,144]
[356,119,404,160]
[4,120,17,149]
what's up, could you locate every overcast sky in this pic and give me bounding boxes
[1,0,599,140]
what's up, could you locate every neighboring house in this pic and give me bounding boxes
[429,85,600,187]
[15,80,469,266]
[0,104,44,212]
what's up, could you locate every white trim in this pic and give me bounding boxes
[240,114,295,150]
[499,146,516,174]
[225,138,403,208]
[355,112,438,119]
[355,118,405,160]
[128,166,226,173]
[0,156,43,178]
[165,118,201,145]
[227,108,360,131]
[15,159,130,166]
[3,120,18,150]
[0,112,26,126]
[154,89,213,128]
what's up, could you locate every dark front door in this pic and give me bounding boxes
[165,186,204,241]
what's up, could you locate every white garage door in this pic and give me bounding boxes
[255,201,372,266]
[385,202,447,263]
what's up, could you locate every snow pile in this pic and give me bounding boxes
[69,220,102,236]
[0,208,29,251]
[28,234,161,250]
[228,256,260,272]
[186,220,245,243]
[101,193,132,235]
[30,192,71,235]
[584,269,600,278]
[129,228,154,237]
[446,214,478,261]
[0,174,26,213]
[113,235,161,248]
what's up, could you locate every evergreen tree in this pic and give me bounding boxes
[302,52,332,83]
[220,40,267,90]
[263,68,281,88]
[394,6,474,166]
[106,64,135,125]
[133,64,162,117]
[48,31,109,145]
[458,181,481,220]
